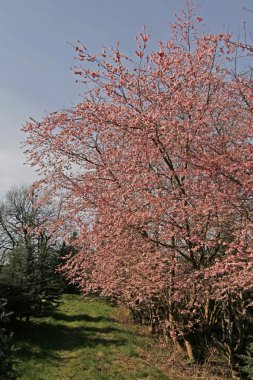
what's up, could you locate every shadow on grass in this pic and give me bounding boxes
[50,311,116,323]
[14,320,126,363]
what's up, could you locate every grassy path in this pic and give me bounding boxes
[14,294,171,380]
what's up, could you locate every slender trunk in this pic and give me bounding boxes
[184,338,195,362]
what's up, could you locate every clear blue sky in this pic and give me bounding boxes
[0,0,252,196]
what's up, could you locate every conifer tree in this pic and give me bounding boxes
[0,299,17,380]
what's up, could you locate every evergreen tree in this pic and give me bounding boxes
[0,299,17,380]
[0,186,65,319]
[239,342,253,379]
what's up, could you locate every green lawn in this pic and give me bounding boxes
[14,294,171,380]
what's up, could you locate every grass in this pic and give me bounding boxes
[13,294,231,380]
[13,294,172,380]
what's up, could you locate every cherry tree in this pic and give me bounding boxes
[23,2,253,371]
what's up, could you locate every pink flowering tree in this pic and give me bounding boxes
[23,2,252,371]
